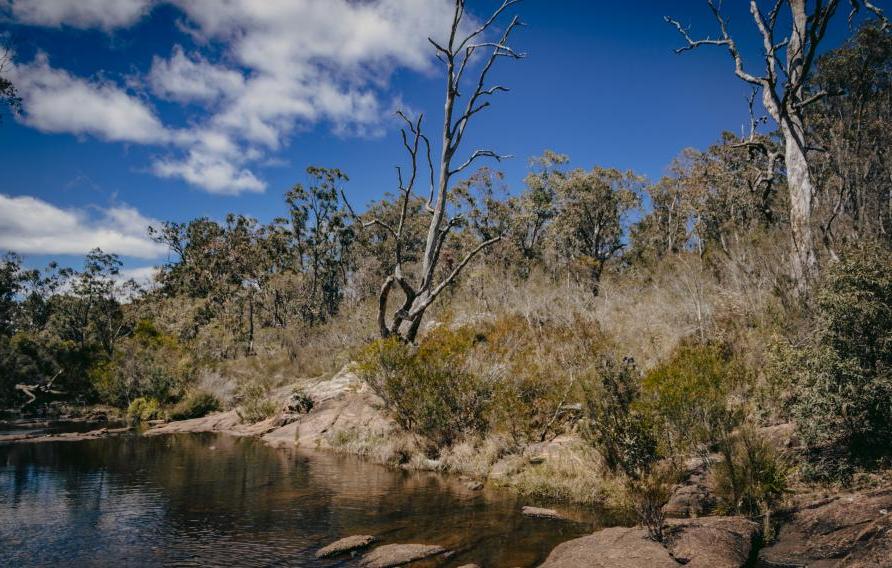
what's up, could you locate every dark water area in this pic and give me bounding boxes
[0,433,595,567]
[0,418,125,438]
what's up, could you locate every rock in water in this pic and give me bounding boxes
[360,544,448,567]
[522,506,568,520]
[315,535,376,558]
[539,527,678,568]
[540,517,758,568]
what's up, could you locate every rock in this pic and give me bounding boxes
[522,506,568,520]
[360,544,448,567]
[541,518,757,568]
[759,487,892,567]
[316,535,376,558]
[457,564,480,568]
[539,527,678,568]
[465,480,484,491]
[664,516,759,568]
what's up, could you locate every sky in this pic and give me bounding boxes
[0,0,873,278]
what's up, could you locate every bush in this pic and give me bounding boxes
[355,327,491,451]
[580,356,658,478]
[483,315,606,446]
[625,461,679,542]
[235,382,277,424]
[785,243,892,479]
[710,427,789,520]
[639,342,744,455]
[127,397,164,422]
[169,390,220,421]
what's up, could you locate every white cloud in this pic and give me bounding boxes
[6,0,473,194]
[7,0,154,30]
[148,45,245,105]
[152,149,266,195]
[9,52,169,144]
[0,194,166,259]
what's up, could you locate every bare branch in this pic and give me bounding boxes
[450,149,511,176]
[414,236,502,315]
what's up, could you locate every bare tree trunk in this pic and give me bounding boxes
[782,120,818,289]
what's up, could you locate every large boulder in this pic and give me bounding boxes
[540,516,758,568]
[664,516,759,568]
[663,457,716,518]
[360,544,449,567]
[539,527,678,568]
[759,487,892,567]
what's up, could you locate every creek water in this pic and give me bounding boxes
[0,431,595,567]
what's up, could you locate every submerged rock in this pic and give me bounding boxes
[360,543,448,567]
[540,516,758,568]
[759,487,892,567]
[315,535,376,558]
[522,506,568,520]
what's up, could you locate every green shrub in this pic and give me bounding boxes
[580,356,658,478]
[127,397,164,422]
[355,327,491,451]
[169,390,220,421]
[785,242,892,479]
[484,315,606,446]
[639,342,744,455]
[235,382,277,424]
[710,427,789,520]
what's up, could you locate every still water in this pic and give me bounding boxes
[0,433,593,567]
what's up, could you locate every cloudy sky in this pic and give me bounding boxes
[0,0,864,276]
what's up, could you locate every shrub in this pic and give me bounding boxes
[639,342,744,455]
[169,390,220,421]
[625,460,679,542]
[710,427,789,520]
[355,327,491,451]
[785,242,892,479]
[580,356,658,479]
[127,397,164,422]
[483,315,606,446]
[235,382,277,424]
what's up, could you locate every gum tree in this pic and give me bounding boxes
[347,0,524,341]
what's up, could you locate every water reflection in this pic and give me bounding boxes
[1,433,592,567]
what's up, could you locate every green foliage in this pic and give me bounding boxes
[625,461,679,542]
[484,315,605,446]
[639,342,744,454]
[91,319,193,407]
[580,356,658,479]
[235,382,277,424]
[169,390,221,421]
[711,427,789,518]
[127,397,164,422]
[785,242,892,479]
[355,327,491,451]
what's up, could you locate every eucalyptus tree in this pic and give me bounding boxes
[347,0,524,342]
[666,0,889,293]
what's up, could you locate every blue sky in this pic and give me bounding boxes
[0,0,871,277]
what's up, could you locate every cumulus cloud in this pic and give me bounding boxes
[0,194,166,259]
[8,53,169,144]
[7,0,466,194]
[6,0,154,30]
[148,45,245,105]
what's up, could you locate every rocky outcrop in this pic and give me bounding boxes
[0,425,131,444]
[315,535,376,558]
[759,487,892,567]
[360,544,449,567]
[663,457,716,518]
[539,527,679,568]
[540,516,758,568]
[664,516,759,568]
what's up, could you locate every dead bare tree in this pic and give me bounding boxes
[666,0,888,294]
[346,0,524,342]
